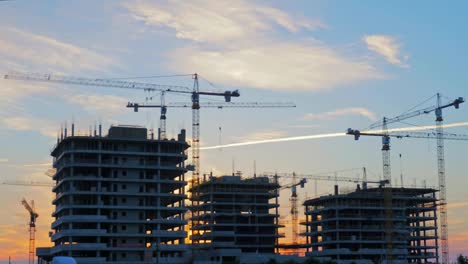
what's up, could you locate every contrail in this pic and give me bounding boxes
[201,132,345,150]
[385,122,468,132]
[200,121,468,150]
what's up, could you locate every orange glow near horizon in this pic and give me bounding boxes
[2,199,468,262]
[0,222,54,262]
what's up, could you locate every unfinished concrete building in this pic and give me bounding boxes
[302,185,439,264]
[189,174,282,262]
[37,125,189,264]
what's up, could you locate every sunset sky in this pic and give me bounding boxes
[1,1,468,263]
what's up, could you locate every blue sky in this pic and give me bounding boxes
[1,1,468,262]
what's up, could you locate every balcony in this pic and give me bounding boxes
[55,159,186,172]
[53,204,187,217]
[52,215,107,229]
[51,243,106,254]
[51,229,107,240]
[107,244,188,252]
[55,148,187,159]
[109,230,187,238]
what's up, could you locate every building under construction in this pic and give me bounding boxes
[302,184,439,264]
[189,173,283,263]
[37,125,190,264]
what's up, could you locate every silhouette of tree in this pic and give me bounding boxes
[458,254,468,264]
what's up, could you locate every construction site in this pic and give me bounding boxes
[4,2,468,264]
[303,184,439,264]
[1,71,467,264]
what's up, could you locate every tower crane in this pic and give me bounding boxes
[347,129,468,264]
[352,95,464,184]
[347,94,465,264]
[4,71,241,246]
[4,71,240,184]
[21,198,38,264]
[4,71,295,247]
[127,97,295,245]
[278,175,307,248]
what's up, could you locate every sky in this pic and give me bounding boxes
[1,0,468,263]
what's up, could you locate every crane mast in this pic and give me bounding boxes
[436,94,449,264]
[160,91,167,139]
[192,73,201,187]
[382,117,391,184]
[290,173,299,247]
[190,74,202,244]
[22,199,38,264]
[277,174,306,250]
[380,117,394,264]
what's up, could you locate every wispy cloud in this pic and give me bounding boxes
[124,0,323,44]
[169,44,383,91]
[0,26,116,72]
[65,94,128,115]
[0,80,52,116]
[124,0,384,91]
[0,26,122,139]
[363,34,409,68]
[288,124,322,129]
[231,129,288,143]
[1,116,58,138]
[0,158,8,163]
[303,107,378,121]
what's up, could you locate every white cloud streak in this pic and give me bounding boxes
[0,26,121,139]
[124,0,323,44]
[124,0,384,91]
[0,26,115,72]
[230,130,288,143]
[65,94,129,115]
[170,44,383,91]
[303,107,378,122]
[1,116,58,138]
[201,121,468,150]
[363,34,409,68]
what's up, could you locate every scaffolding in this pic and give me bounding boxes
[189,173,282,260]
[302,186,439,264]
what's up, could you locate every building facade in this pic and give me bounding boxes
[302,185,439,264]
[37,125,189,264]
[190,174,282,262]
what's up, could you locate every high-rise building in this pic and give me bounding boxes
[302,185,439,264]
[37,125,189,264]
[189,174,282,263]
